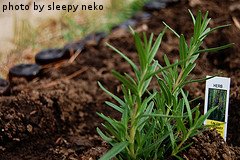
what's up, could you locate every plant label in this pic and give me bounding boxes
[204,76,231,140]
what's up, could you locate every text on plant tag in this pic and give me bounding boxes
[213,84,223,88]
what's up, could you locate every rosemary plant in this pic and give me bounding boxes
[97,10,233,160]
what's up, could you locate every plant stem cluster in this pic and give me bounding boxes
[97,10,233,160]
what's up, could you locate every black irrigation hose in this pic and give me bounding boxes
[0,78,10,95]
[1,0,180,94]
[8,64,42,80]
[35,48,70,65]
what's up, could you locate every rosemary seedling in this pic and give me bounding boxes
[97,10,233,160]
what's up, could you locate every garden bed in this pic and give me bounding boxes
[0,0,240,159]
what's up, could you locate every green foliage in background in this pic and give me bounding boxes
[208,88,227,122]
[97,10,233,160]
[10,0,148,55]
[63,0,148,42]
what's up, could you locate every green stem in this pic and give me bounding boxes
[138,69,147,97]
[172,69,183,93]
[172,129,192,156]
[129,103,138,159]
[129,126,136,159]
[129,67,148,159]
[172,44,198,93]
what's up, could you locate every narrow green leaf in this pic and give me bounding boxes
[137,101,154,130]
[142,134,169,154]
[143,32,148,51]
[193,106,218,129]
[144,114,185,118]
[188,9,196,24]
[176,142,194,155]
[106,43,138,72]
[175,118,187,136]
[146,92,158,104]
[166,122,176,150]
[181,90,193,127]
[179,35,185,62]
[163,22,180,38]
[105,101,123,113]
[181,63,196,82]
[140,92,157,113]
[97,113,119,131]
[112,70,138,94]
[195,43,234,54]
[97,128,112,142]
[200,27,211,40]
[174,154,184,160]
[102,123,119,141]
[177,99,185,116]
[147,33,154,53]
[99,141,129,160]
[134,32,147,69]
[194,106,201,124]
[146,58,189,79]
[199,24,231,39]
[189,96,201,104]
[163,54,173,76]
[122,106,129,129]
[193,11,202,42]
[148,28,166,62]
[173,59,179,80]
[158,78,171,105]
[129,26,135,34]
[124,73,137,85]
[139,120,156,149]
[122,85,133,107]
[98,114,126,138]
[98,82,125,106]
[141,79,152,96]
[183,75,216,85]
[144,60,159,82]
[179,34,188,68]
[200,11,209,33]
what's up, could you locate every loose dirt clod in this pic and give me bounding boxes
[183,130,238,160]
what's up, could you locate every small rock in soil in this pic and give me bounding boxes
[9,64,41,79]
[35,48,70,65]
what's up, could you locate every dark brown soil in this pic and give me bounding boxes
[0,0,240,159]
[183,129,240,160]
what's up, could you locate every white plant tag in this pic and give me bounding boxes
[204,76,231,140]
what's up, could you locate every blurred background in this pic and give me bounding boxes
[0,0,146,77]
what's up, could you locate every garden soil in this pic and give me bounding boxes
[0,0,240,159]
